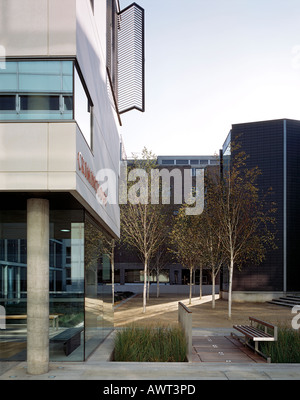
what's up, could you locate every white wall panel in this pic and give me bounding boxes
[48,172,76,191]
[0,0,48,56]
[0,123,48,171]
[48,123,77,172]
[49,0,76,55]
[0,172,48,190]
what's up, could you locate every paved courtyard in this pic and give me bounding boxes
[114,293,294,329]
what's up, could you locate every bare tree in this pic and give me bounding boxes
[149,242,172,298]
[209,145,277,318]
[169,205,203,304]
[192,168,226,308]
[120,148,168,313]
[197,207,225,308]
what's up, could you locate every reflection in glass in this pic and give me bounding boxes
[84,216,113,358]
[20,95,60,111]
[49,212,85,362]
[0,209,113,362]
[0,211,27,361]
[0,95,15,110]
[74,68,93,148]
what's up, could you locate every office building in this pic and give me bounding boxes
[0,0,144,373]
[220,119,300,301]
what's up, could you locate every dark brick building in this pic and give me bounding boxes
[220,119,300,299]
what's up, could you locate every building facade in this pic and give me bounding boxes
[220,119,300,301]
[0,0,144,373]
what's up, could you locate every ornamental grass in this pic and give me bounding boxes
[260,325,300,363]
[113,325,187,362]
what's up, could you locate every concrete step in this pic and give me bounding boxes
[278,297,300,304]
[286,295,300,301]
[268,300,294,308]
[268,296,300,308]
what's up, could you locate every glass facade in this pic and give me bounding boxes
[74,68,93,148]
[0,60,93,149]
[84,216,113,359]
[0,208,113,362]
[0,61,73,120]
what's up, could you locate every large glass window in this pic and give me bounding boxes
[125,269,143,283]
[74,68,93,148]
[49,211,85,362]
[0,212,27,361]
[0,209,113,362]
[0,60,94,150]
[84,216,113,359]
[0,60,73,120]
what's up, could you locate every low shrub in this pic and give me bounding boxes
[260,325,300,363]
[113,325,187,362]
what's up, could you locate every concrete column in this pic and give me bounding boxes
[27,199,49,375]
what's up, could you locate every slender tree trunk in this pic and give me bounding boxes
[199,265,203,300]
[212,269,215,309]
[189,267,193,304]
[147,273,150,301]
[143,258,148,313]
[156,266,160,298]
[228,257,234,319]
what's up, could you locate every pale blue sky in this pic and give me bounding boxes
[119,0,300,157]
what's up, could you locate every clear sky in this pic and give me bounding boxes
[119,0,300,158]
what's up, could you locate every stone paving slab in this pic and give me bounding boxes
[191,334,267,364]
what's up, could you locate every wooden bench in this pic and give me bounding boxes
[6,314,60,330]
[232,317,278,362]
[5,314,61,330]
[51,327,83,356]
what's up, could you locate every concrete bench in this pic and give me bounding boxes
[51,327,83,356]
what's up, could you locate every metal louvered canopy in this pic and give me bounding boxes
[117,3,145,114]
